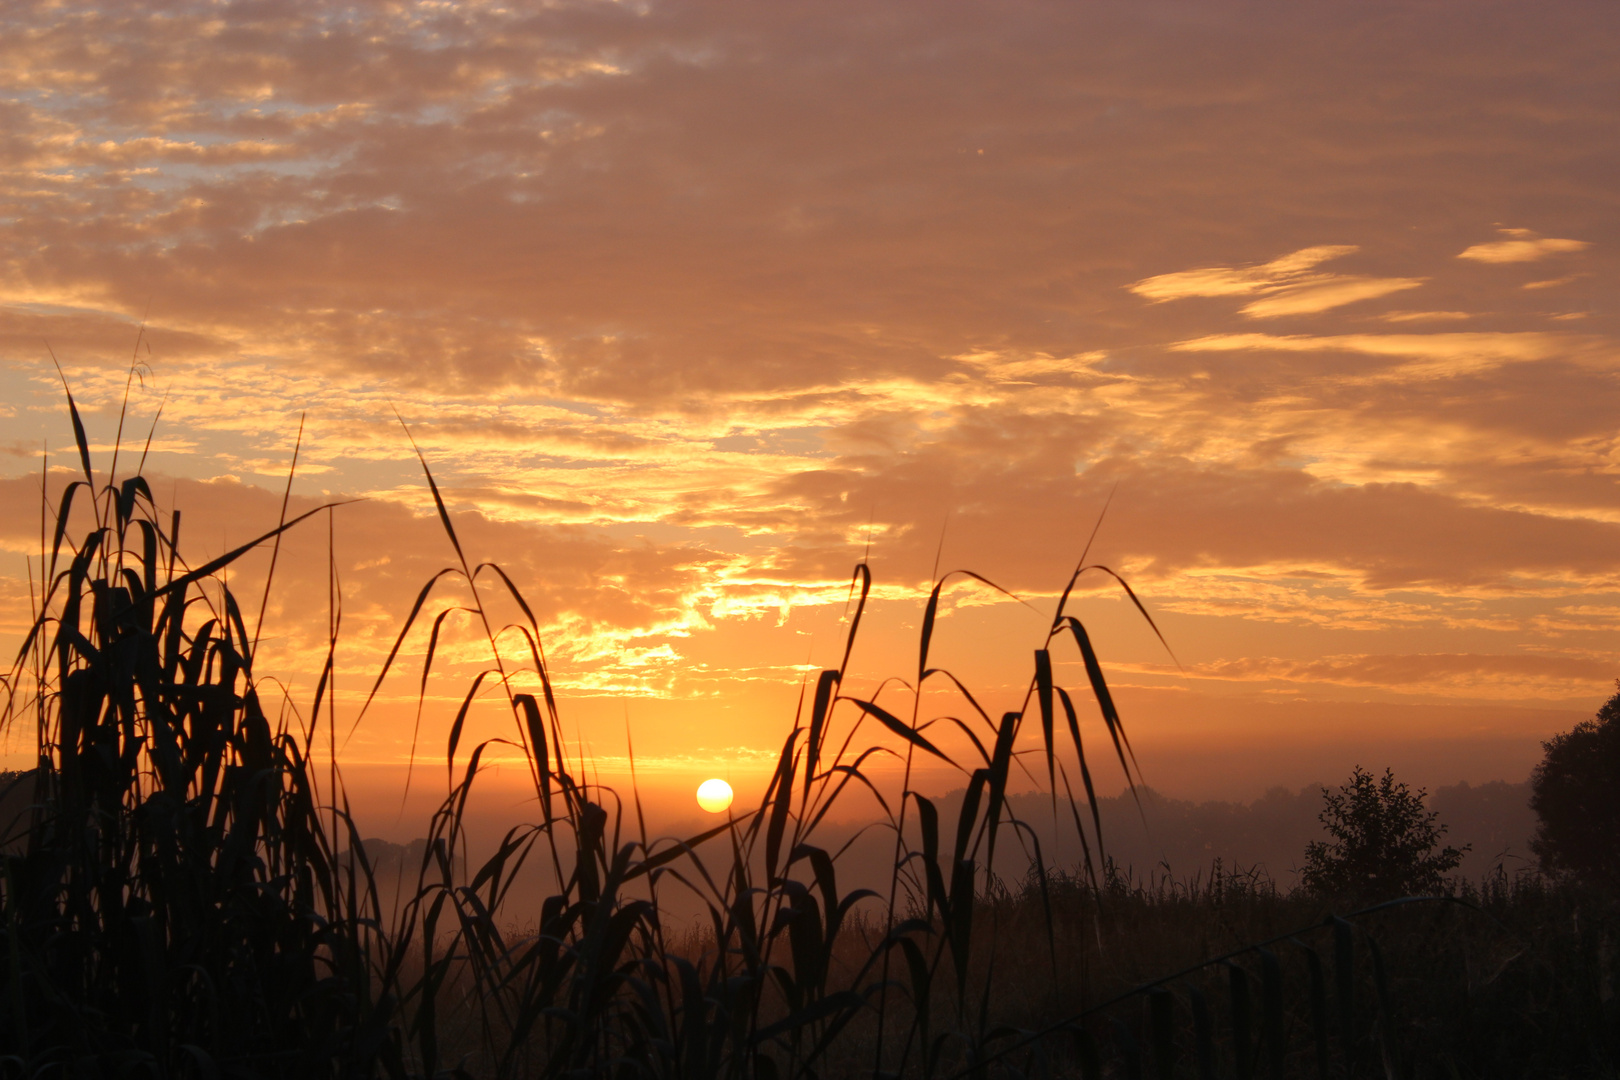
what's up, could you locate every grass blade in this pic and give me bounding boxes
[842,695,957,768]
[805,668,839,805]
[152,501,355,601]
[1036,648,1056,803]
[251,411,304,654]
[1058,615,1141,791]
[514,692,553,821]
[1057,687,1105,870]
[49,352,95,488]
[839,561,871,679]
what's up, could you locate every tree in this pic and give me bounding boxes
[1301,766,1467,901]
[1530,683,1620,889]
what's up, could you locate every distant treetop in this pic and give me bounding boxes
[1302,766,1467,902]
[1531,683,1620,890]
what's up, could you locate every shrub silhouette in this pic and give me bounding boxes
[1302,766,1466,901]
[1531,683,1620,889]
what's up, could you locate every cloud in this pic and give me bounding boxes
[1129,246,1424,319]
[2,1,1610,402]
[1129,246,1359,302]
[1170,331,1572,378]
[1170,331,1566,360]
[1381,311,1472,323]
[1238,277,1426,317]
[3,0,1620,772]
[1165,652,1613,699]
[1458,230,1591,264]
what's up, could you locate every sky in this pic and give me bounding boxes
[1,0,1617,819]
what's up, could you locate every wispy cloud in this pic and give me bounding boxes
[1523,275,1586,290]
[1130,246,1424,318]
[1130,246,1359,301]
[1157,652,1613,699]
[1238,277,1426,317]
[1381,311,1472,323]
[1169,331,1572,379]
[1458,229,1591,264]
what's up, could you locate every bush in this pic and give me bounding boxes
[1531,683,1620,889]
[1302,766,1467,901]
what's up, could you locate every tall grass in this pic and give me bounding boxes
[1,382,387,1074]
[2,378,1610,1078]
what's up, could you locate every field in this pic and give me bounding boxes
[2,392,1616,1079]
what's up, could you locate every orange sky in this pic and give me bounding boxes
[1,1,1617,814]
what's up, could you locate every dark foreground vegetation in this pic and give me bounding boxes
[2,383,1617,1078]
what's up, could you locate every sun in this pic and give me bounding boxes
[696,778,734,814]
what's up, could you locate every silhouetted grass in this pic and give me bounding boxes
[2,373,1615,1078]
[1,378,387,1075]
